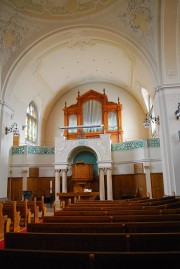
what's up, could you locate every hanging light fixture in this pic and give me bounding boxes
[5,122,19,136]
[143,112,160,128]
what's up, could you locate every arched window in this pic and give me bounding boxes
[25,101,38,144]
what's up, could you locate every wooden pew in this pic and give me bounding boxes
[1,249,180,269]
[0,249,92,269]
[73,196,176,206]
[126,232,180,251]
[27,222,125,233]
[2,201,21,232]
[27,221,180,234]
[16,199,31,227]
[54,208,180,216]
[43,215,114,223]
[93,251,180,269]
[0,203,11,239]
[1,250,180,269]
[36,196,47,218]
[112,214,180,222]
[4,231,180,252]
[4,232,127,252]
[27,197,39,223]
[125,221,180,233]
[77,196,150,203]
[66,198,179,208]
[43,213,180,223]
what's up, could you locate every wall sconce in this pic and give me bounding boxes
[175,103,180,119]
[5,122,19,136]
[22,124,26,130]
[143,112,160,128]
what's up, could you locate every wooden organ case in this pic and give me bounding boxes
[63,89,123,143]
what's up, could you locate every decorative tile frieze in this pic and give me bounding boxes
[147,138,160,148]
[11,146,26,154]
[27,146,55,154]
[111,140,144,151]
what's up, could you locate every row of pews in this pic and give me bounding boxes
[0,196,46,236]
[1,195,180,268]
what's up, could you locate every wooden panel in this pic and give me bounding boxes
[8,178,22,201]
[27,177,55,200]
[112,174,146,199]
[151,173,164,198]
[134,174,147,197]
[72,163,93,182]
[29,168,39,177]
[134,163,143,174]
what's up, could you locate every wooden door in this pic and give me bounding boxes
[8,177,22,201]
[151,173,164,198]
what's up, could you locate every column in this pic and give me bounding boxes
[55,169,61,201]
[62,169,68,193]
[106,168,113,200]
[99,168,105,200]
[144,165,152,198]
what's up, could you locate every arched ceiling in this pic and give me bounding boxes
[2,0,116,19]
[1,0,158,118]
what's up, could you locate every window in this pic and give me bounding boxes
[25,101,38,144]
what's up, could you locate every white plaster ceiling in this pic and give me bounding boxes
[1,0,157,118]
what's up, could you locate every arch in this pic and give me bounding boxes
[55,134,112,170]
[73,151,98,176]
[3,25,158,119]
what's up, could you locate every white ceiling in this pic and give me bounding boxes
[1,0,157,118]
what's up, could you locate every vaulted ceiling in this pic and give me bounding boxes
[1,0,159,118]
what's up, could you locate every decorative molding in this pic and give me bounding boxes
[67,31,96,50]
[118,0,153,45]
[3,0,114,18]
[0,13,27,66]
[55,134,112,164]
[167,66,177,80]
[125,49,136,64]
